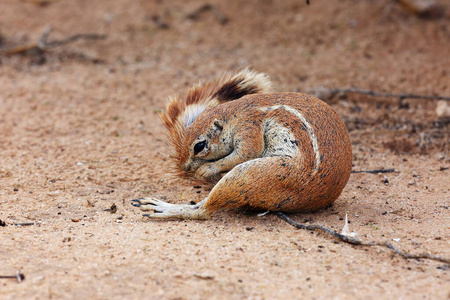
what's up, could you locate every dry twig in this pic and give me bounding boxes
[276,212,450,264]
[14,222,35,226]
[0,272,25,282]
[351,168,395,174]
[276,212,363,245]
[309,87,450,102]
[1,25,106,56]
[23,0,61,5]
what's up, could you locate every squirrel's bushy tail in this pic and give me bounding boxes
[160,69,273,166]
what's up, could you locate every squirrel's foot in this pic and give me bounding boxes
[131,198,208,220]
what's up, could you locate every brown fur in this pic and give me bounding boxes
[181,93,352,213]
[159,69,272,178]
[133,71,352,219]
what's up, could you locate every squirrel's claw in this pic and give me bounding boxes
[132,197,209,220]
[131,198,152,208]
[130,198,143,207]
[131,197,161,211]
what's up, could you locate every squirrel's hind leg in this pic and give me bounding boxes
[202,156,309,212]
[132,198,209,220]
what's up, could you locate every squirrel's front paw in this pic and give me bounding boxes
[196,164,222,182]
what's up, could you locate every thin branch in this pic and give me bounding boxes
[276,211,363,245]
[45,33,106,48]
[1,43,41,56]
[309,87,450,101]
[1,25,106,56]
[0,272,25,282]
[383,241,450,263]
[37,25,52,48]
[332,87,450,101]
[24,0,61,5]
[276,212,450,264]
[14,222,35,226]
[1,26,53,55]
[351,168,395,174]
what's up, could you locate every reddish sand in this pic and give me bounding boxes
[0,0,448,299]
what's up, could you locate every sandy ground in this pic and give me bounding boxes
[0,0,449,299]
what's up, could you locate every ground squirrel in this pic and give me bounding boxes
[132,69,352,219]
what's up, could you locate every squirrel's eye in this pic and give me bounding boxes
[193,141,206,155]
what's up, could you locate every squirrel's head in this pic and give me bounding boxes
[179,114,230,177]
[159,68,272,179]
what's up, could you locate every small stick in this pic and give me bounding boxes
[1,43,40,55]
[276,212,363,245]
[1,25,106,56]
[24,0,60,5]
[351,168,395,174]
[0,272,25,282]
[2,26,52,55]
[14,222,35,226]
[309,87,450,102]
[331,87,450,101]
[37,25,52,48]
[383,241,450,263]
[104,203,117,213]
[276,212,450,264]
[45,33,106,48]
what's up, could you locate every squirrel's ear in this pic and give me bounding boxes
[212,68,273,103]
[213,119,224,131]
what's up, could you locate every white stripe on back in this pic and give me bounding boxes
[260,105,320,172]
